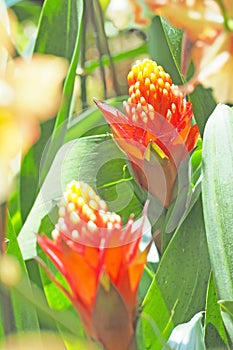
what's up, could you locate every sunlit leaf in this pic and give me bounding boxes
[202,104,233,300]
[163,312,205,350]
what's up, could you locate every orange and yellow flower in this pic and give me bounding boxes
[95,59,199,208]
[37,180,149,350]
[143,0,233,102]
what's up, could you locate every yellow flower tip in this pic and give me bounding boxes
[125,58,191,124]
[56,181,122,237]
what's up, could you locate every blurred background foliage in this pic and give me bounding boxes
[2,0,232,349]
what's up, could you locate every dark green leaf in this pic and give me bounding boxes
[141,198,210,349]
[190,85,216,137]
[205,274,229,349]
[149,16,182,85]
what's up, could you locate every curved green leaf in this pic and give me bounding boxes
[202,104,233,300]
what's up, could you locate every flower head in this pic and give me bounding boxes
[95,59,199,207]
[37,180,149,349]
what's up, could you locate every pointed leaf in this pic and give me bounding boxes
[219,300,233,344]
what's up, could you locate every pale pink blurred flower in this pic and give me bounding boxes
[143,0,233,102]
[106,0,149,29]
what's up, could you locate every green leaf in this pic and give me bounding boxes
[12,1,41,23]
[163,312,205,350]
[219,300,233,344]
[190,85,216,137]
[149,16,182,85]
[204,274,229,349]
[34,0,84,183]
[6,213,40,332]
[141,198,210,349]
[202,104,233,300]
[20,118,56,223]
[35,0,81,60]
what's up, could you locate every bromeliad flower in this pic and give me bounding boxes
[94,59,199,208]
[37,180,149,350]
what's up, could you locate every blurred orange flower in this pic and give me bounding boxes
[0,0,68,202]
[143,0,233,102]
[37,180,149,350]
[95,59,199,208]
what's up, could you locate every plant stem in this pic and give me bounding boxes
[94,0,120,96]
[88,0,107,99]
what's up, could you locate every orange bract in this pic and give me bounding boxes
[37,181,148,348]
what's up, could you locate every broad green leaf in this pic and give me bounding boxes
[163,312,205,350]
[148,16,182,85]
[202,104,233,300]
[35,0,81,60]
[190,85,216,137]
[219,300,233,344]
[204,274,229,349]
[141,198,210,349]
[138,277,172,349]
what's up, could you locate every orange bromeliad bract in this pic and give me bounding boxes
[94,59,199,207]
[37,180,149,350]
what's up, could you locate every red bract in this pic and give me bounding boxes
[37,180,149,350]
[94,59,199,207]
